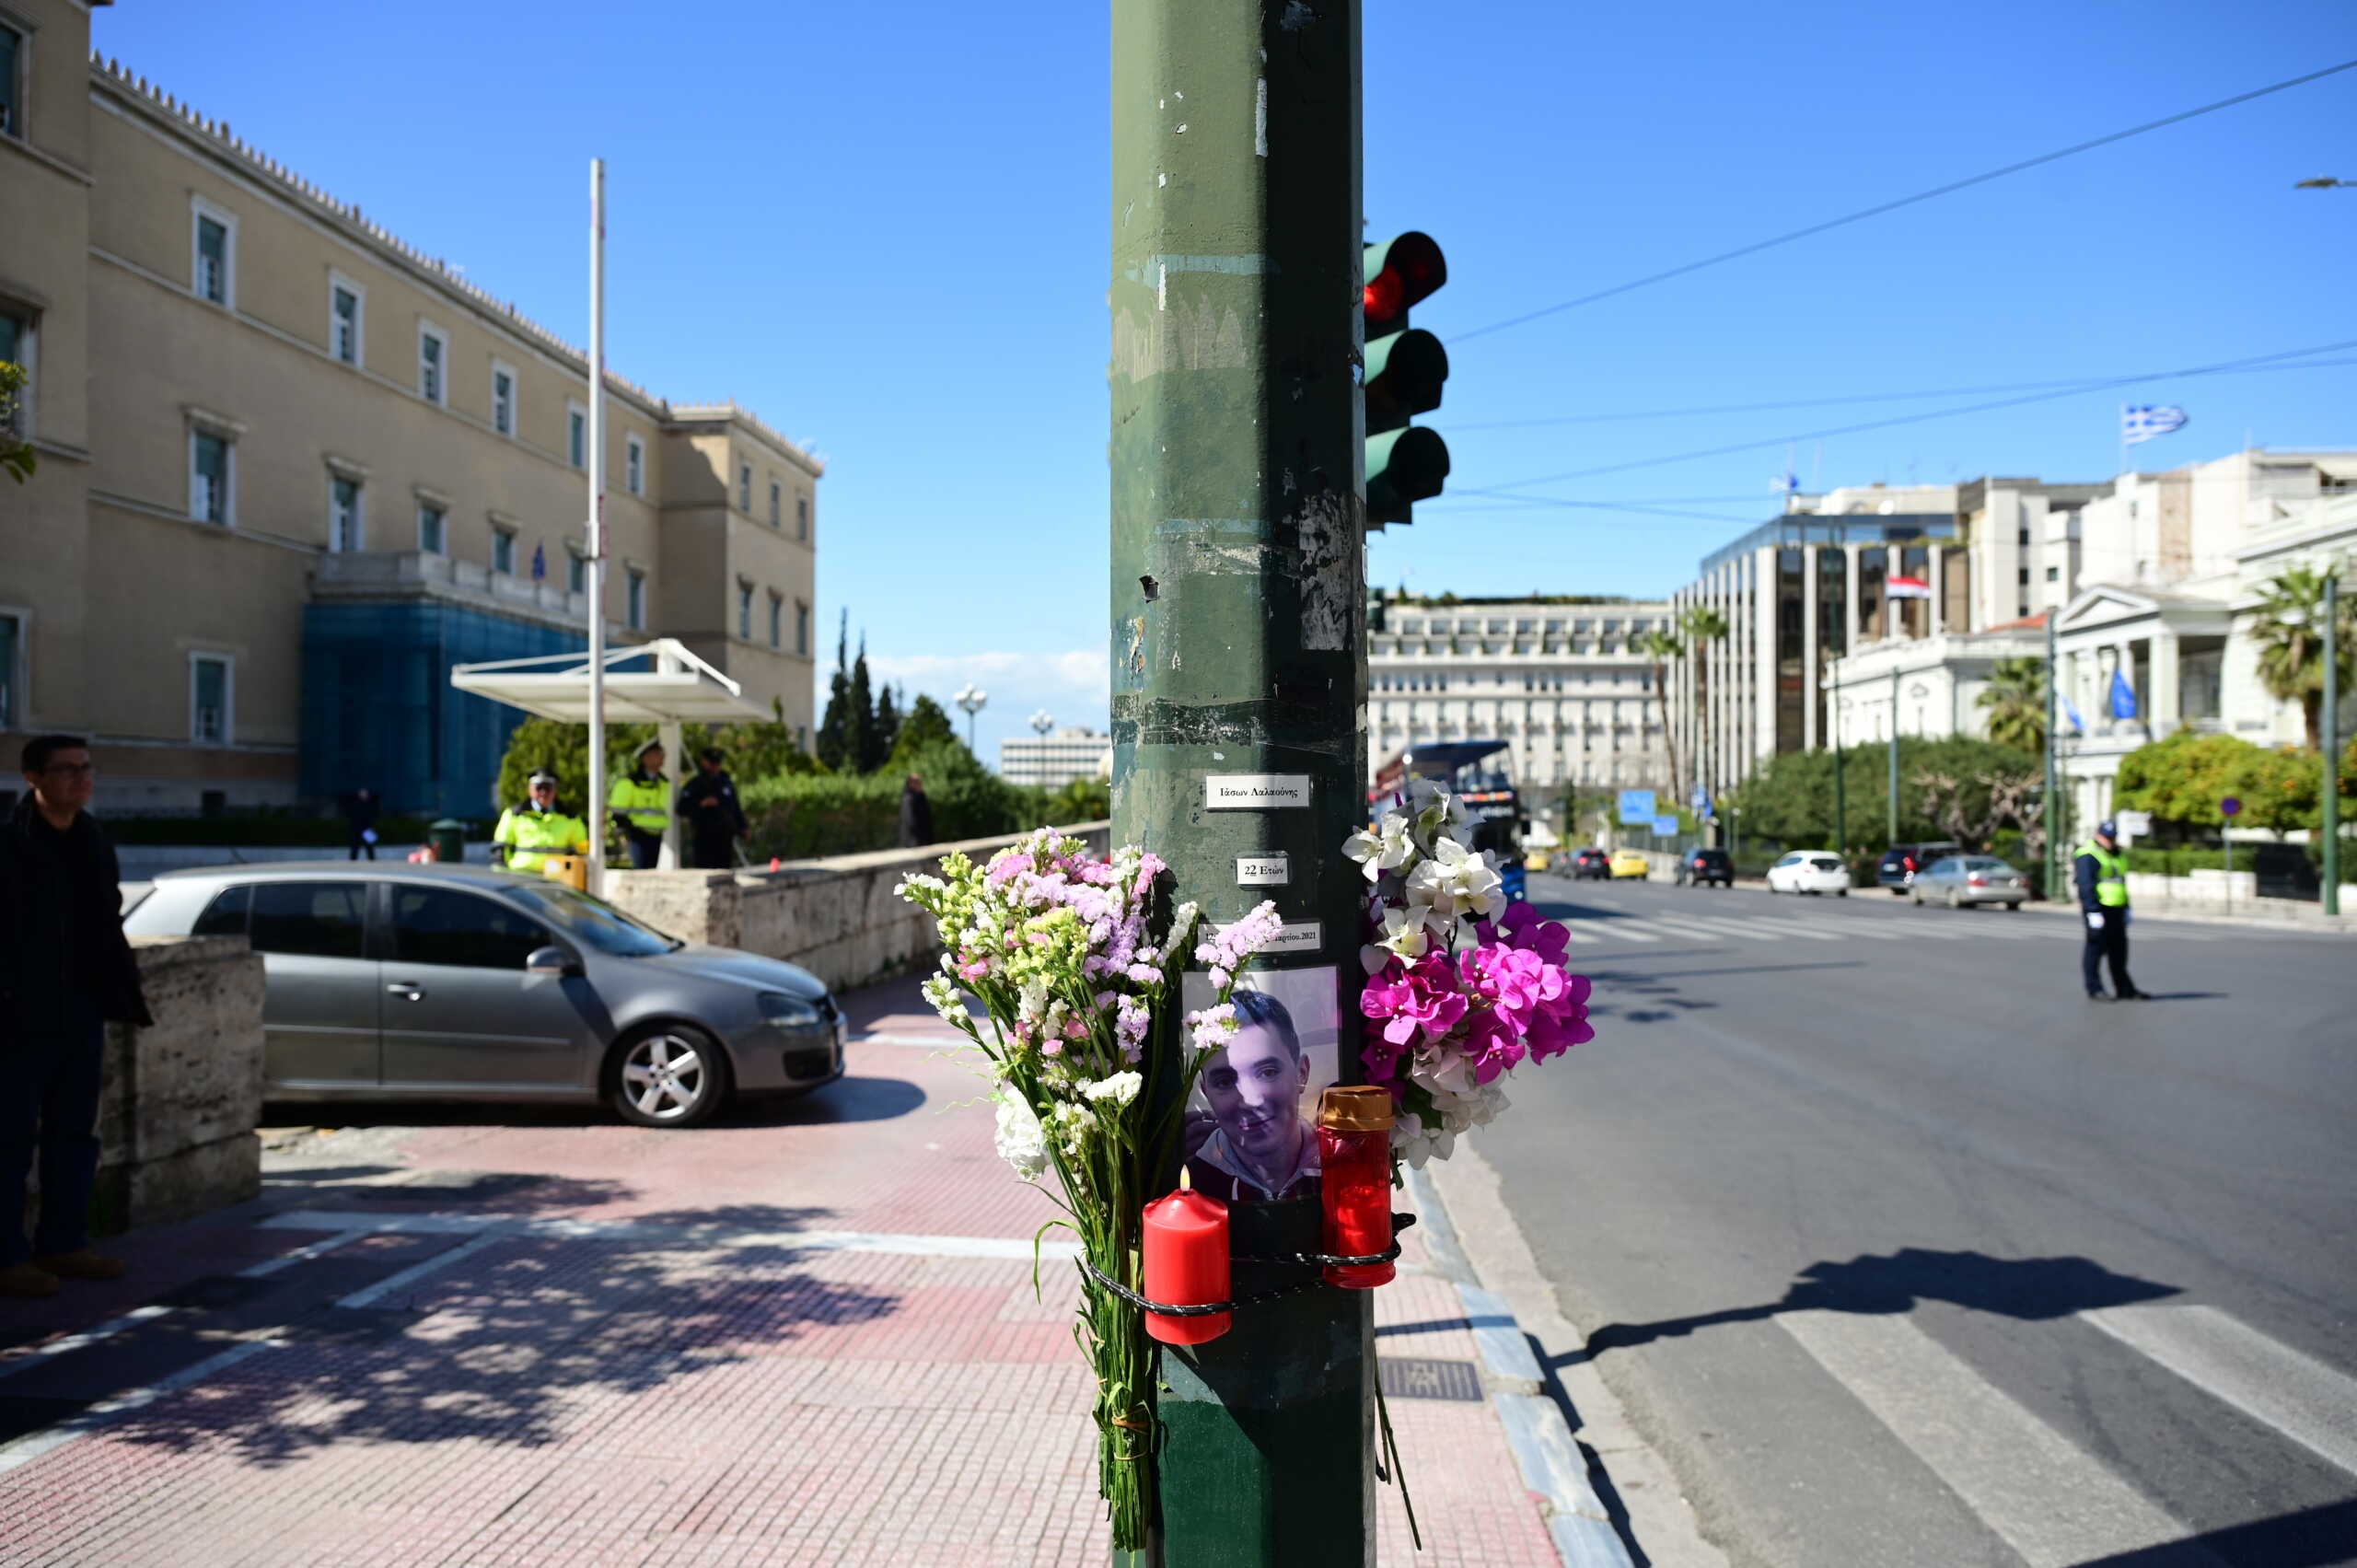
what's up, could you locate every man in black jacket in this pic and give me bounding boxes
[898,773,935,849]
[678,748,749,869]
[0,736,151,1298]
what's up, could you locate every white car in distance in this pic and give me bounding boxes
[1767,851,1851,896]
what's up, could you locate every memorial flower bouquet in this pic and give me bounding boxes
[896,829,1283,1551]
[1346,780,1594,1170]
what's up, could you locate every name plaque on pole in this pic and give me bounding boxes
[1212,919,1322,957]
[1205,773,1313,809]
[1236,853,1292,886]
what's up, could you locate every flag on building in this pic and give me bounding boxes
[1887,575,1932,600]
[2062,697,2085,735]
[531,542,546,581]
[2122,405,2189,446]
[2108,666,2139,721]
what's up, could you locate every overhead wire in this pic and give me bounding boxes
[1452,59,2357,344]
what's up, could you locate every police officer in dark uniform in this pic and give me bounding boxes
[678,748,748,869]
[2075,819,2150,1002]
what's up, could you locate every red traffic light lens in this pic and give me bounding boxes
[1364,268,1406,323]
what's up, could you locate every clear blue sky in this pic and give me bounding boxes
[97,2,2357,767]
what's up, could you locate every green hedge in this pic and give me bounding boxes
[739,742,1109,861]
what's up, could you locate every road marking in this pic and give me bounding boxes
[850,1031,971,1049]
[1792,917,1908,941]
[1553,923,1604,944]
[2081,1305,2357,1478]
[1712,914,1845,941]
[1563,919,1661,943]
[1640,915,1780,942]
[1782,1308,2191,1567]
[1651,914,1797,942]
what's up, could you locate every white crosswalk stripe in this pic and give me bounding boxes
[1562,919,1661,943]
[1782,1309,2192,1567]
[1641,915,1783,942]
[2080,1305,2357,1478]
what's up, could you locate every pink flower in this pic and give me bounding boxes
[1361,952,1468,1048]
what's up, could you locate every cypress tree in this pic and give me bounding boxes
[816,610,852,772]
[874,681,902,765]
[850,634,879,773]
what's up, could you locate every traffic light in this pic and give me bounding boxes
[1362,230,1450,529]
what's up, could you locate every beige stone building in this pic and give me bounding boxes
[0,0,821,817]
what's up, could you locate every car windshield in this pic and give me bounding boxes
[500,881,680,957]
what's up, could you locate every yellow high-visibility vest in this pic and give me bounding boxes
[494,805,589,873]
[2076,840,2129,907]
[609,772,668,834]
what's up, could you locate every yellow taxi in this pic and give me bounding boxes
[1608,849,1651,879]
[1523,849,1553,873]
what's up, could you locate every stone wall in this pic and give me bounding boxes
[604,823,1114,993]
[92,936,267,1232]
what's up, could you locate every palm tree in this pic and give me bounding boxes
[2251,563,2357,751]
[1679,606,1730,803]
[1637,627,1685,806]
[1976,656,2048,755]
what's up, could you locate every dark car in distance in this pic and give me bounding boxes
[1569,847,1610,880]
[1876,842,1962,895]
[1678,847,1735,888]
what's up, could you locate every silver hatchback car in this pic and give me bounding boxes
[123,863,842,1127]
[1912,854,2029,911]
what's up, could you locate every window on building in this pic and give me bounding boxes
[737,581,753,638]
[2046,565,2060,582]
[626,569,645,631]
[768,478,782,528]
[329,477,363,552]
[0,308,28,438]
[768,592,783,647]
[568,404,586,469]
[795,601,810,656]
[192,201,235,307]
[492,365,516,436]
[331,280,363,365]
[625,435,644,495]
[567,547,586,596]
[0,611,21,733]
[416,502,446,554]
[795,494,809,540]
[190,431,232,526]
[2018,567,2031,586]
[418,325,446,404]
[0,21,21,140]
[2017,528,2030,546]
[737,462,752,512]
[492,526,517,575]
[190,654,232,744]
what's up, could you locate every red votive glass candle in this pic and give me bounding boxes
[1142,1172,1230,1344]
[1318,1086,1397,1290]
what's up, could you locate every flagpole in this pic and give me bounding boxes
[586,157,608,899]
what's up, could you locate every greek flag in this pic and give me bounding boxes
[2122,405,2189,446]
[2061,697,2085,736]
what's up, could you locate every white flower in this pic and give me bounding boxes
[1343,812,1419,882]
[1017,977,1051,1026]
[1393,1109,1457,1169]
[1411,1044,1479,1101]
[1080,1071,1143,1107]
[1404,836,1505,930]
[993,1095,1049,1180]
[1359,908,1431,975]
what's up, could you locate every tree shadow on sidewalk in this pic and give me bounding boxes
[87,1199,904,1467]
[1557,1248,2180,1368]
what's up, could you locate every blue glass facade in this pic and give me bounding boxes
[302,602,584,819]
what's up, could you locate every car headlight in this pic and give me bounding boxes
[759,992,825,1028]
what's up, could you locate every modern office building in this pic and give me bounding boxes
[0,0,821,817]
[1365,597,1678,808]
[1000,727,1111,788]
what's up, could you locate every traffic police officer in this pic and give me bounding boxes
[493,769,589,875]
[2075,819,2149,1002]
[608,742,670,869]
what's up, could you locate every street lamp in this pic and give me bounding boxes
[954,683,989,752]
[1030,709,1055,738]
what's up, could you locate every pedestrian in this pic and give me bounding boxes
[343,785,379,861]
[898,772,935,849]
[493,768,590,875]
[0,735,150,1299]
[2076,819,2149,1003]
[679,748,749,870]
[608,742,670,870]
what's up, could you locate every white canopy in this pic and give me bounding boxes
[451,639,770,883]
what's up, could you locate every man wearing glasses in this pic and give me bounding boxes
[0,736,150,1297]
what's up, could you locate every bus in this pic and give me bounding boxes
[1369,739,1528,904]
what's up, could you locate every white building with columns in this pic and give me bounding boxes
[1366,598,1678,809]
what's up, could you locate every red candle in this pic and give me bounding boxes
[1318,1086,1397,1290]
[1142,1171,1230,1344]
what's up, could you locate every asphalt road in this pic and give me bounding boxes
[1482,872,2357,1568]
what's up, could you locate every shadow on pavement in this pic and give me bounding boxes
[259,1165,635,1214]
[266,1071,927,1132]
[1559,1249,2180,1367]
[2062,1497,2357,1567]
[37,1200,898,1467]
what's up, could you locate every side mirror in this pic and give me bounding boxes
[526,946,582,977]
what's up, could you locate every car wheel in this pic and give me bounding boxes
[2006,901,2021,912]
[606,1024,733,1130]
[1911,889,1924,906]
[1947,889,1963,910]
[1838,889,1848,897]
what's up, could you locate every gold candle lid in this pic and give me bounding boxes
[1318,1085,1396,1132]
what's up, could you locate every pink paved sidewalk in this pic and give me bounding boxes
[0,976,1566,1568]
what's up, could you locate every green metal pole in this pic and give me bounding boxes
[1887,664,1900,846]
[2046,615,2060,899]
[1110,5,1370,1564]
[2325,571,2340,915]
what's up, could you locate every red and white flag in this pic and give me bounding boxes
[1887,575,1932,600]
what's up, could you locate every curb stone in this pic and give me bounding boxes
[1406,1166,1637,1568]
